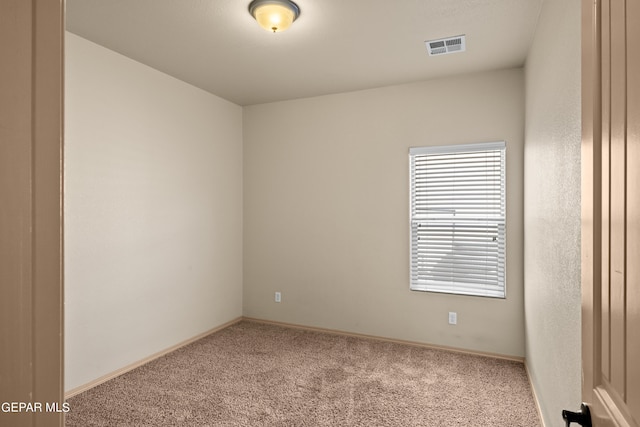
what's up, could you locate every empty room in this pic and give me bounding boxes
[2,0,639,426]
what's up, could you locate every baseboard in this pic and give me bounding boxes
[242,317,525,363]
[65,316,528,400]
[64,316,243,399]
[524,361,547,427]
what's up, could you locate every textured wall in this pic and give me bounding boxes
[523,0,582,425]
[243,69,526,357]
[65,33,243,392]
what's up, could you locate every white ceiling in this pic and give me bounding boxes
[66,0,543,106]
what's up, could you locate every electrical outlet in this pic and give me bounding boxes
[448,312,457,325]
[275,292,281,303]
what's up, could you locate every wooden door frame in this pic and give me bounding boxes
[0,1,64,426]
[582,0,638,425]
[582,0,602,414]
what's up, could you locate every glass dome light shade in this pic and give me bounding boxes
[249,0,300,33]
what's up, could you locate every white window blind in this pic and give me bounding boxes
[409,142,506,298]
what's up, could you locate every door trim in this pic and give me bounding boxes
[0,1,64,426]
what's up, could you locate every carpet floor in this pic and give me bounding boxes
[65,321,541,426]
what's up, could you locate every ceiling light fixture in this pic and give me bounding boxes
[248,0,300,33]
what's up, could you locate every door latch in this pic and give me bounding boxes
[562,403,592,427]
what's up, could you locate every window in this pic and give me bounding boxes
[409,141,506,298]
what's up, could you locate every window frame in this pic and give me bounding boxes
[409,141,506,298]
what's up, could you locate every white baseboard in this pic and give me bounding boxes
[64,317,243,399]
[243,316,525,363]
[524,361,547,427]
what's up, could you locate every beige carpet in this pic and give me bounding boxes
[65,321,541,426]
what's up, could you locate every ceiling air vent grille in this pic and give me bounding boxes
[426,35,466,56]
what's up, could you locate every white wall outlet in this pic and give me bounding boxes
[275,292,281,303]
[448,311,457,325]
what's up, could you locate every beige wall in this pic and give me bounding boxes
[523,0,582,425]
[64,33,243,392]
[243,69,525,357]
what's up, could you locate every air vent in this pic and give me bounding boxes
[425,35,466,56]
